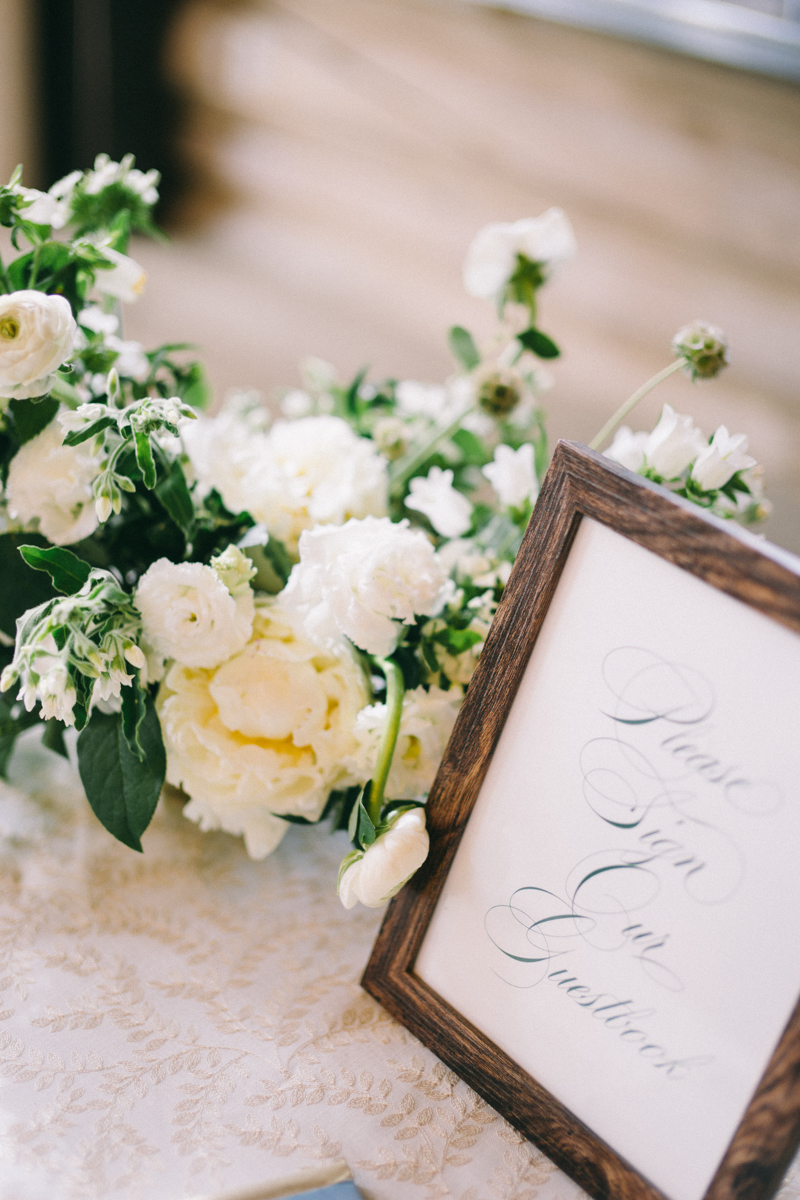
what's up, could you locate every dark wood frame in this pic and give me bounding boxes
[362,440,800,1200]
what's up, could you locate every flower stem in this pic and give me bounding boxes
[389,404,476,494]
[0,251,11,295]
[367,658,405,824]
[588,358,687,452]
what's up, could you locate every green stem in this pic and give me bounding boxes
[588,358,687,452]
[0,250,11,295]
[389,404,477,494]
[27,241,42,290]
[367,658,405,824]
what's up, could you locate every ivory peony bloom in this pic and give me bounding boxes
[135,558,254,672]
[463,208,577,300]
[158,600,369,858]
[691,426,756,491]
[405,466,473,537]
[6,419,99,545]
[0,291,77,399]
[338,808,430,909]
[482,442,538,509]
[283,516,452,657]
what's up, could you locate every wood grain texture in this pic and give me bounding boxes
[362,440,800,1200]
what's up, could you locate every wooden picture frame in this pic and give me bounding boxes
[362,440,800,1200]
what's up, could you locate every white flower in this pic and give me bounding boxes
[6,419,99,545]
[283,517,451,658]
[105,335,149,381]
[135,559,254,672]
[643,405,706,480]
[0,291,77,399]
[604,426,648,473]
[463,208,577,300]
[281,389,314,418]
[395,380,451,421]
[14,170,80,228]
[338,808,429,909]
[158,599,369,859]
[348,684,463,799]
[691,426,756,492]
[181,403,268,512]
[83,153,160,206]
[78,306,119,335]
[406,467,472,537]
[93,247,147,303]
[482,443,538,508]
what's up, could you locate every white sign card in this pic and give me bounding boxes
[415,516,800,1200]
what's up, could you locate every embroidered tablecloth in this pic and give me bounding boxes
[0,733,797,1200]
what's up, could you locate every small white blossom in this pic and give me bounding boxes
[643,405,706,480]
[482,443,538,508]
[339,808,430,909]
[6,419,99,545]
[94,247,147,303]
[605,425,649,473]
[78,306,119,335]
[463,208,577,300]
[691,426,756,492]
[283,516,452,658]
[281,389,314,418]
[14,170,81,228]
[406,467,472,537]
[0,291,77,399]
[348,684,463,798]
[105,335,150,381]
[83,154,160,205]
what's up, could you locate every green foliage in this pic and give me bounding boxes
[348,782,377,849]
[517,327,560,359]
[18,544,92,595]
[0,534,57,639]
[0,696,39,779]
[154,458,194,535]
[449,325,481,372]
[8,397,60,444]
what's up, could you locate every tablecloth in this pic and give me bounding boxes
[0,731,798,1200]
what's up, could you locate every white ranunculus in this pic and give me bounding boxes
[136,559,254,671]
[0,291,77,399]
[348,684,463,799]
[94,247,147,303]
[158,599,369,858]
[105,335,150,381]
[405,467,472,537]
[463,208,577,300]
[283,516,452,658]
[643,405,706,480]
[6,419,99,545]
[604,426,648,473]
[691,426,756,492]
[482,443,538,508]
[338,807,430,909]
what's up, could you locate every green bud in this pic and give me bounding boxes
[672,322,729,380]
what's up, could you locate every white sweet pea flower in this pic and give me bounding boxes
[94,246,147,303]
[14,170,80,228]
[482,443,538,508]
[6,419,99,545]
[0,291,77,400]
[405,467,472,538]
[463,208,577,300]
[135,559,254,671]
[691,426,757,492]
[283,516,451,658]
[643,405,706,480]
[339,807,430,909]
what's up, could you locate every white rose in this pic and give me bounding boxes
[0,291,77,399]
[691,426,756,492]
[158,599,369,858]
[482,442,538,508]
[405,467,472,537]
[643,405,706,480]
[604,426,648,473]
[6,419,99,545]
[347,684,463,799]
[136,559,254,672]
[94,247,147,303]
[338,808,429,909]
[283,517,452,658]
[463,208,577,300]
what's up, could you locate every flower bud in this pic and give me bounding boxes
[672,322,729,380]
[372,416,408,461]
[338,807,430,908]
[477,369,521,417]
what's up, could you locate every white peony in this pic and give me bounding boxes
[405,467,473,537]
[643,405,705,480]
[463,208,577,300]
[0,290,77,399]
[604,425,648,473]
[691,426,756,492]
[482,442,538,508]
[158,599,369,858]
[135,558,254,672]
[6,419,99,545]
[347,684,463,799]
[283,516,452,658]
[93,247,147,303]
[338,808,430,909]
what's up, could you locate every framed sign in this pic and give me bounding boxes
[362,441,800,1200]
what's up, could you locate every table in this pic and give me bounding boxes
[0,732,798,1200]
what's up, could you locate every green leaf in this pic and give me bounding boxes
[347,782,377,849]
[517,327,560,359]
[0,694,40,778]
[154,458,194,534]
[134,430,157,489]
[62,415,117,447]
[451,427,490,465]
[434,627,483,654]
[77,693,166,852]
[41,719,69,759]
[120,678,148,762]
[0,534,57,639]
[449,325,480,372]
[19,544,92,595]
[9,396,59,444]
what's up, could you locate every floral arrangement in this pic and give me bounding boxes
[0,157,767,907]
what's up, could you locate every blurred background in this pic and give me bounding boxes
[1,0,799,546]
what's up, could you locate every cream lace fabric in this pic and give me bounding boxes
[0,733,798,1200]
